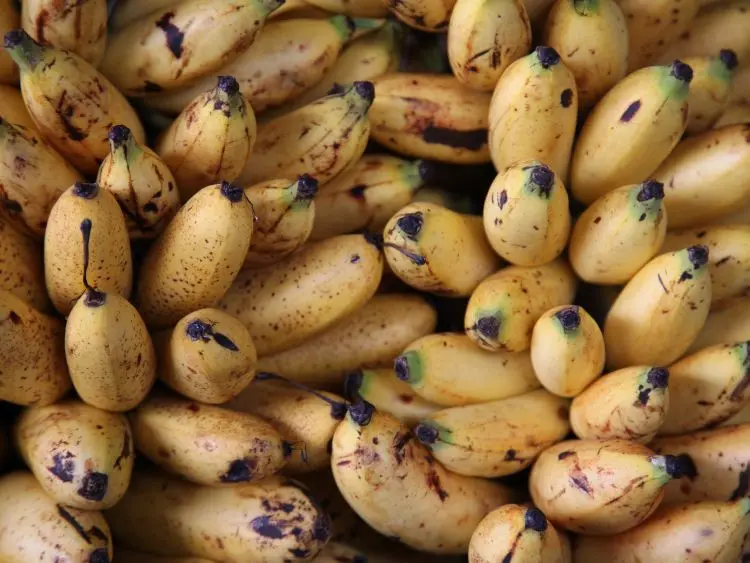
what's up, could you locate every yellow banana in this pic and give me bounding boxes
[311,155,430,240]
[0,83,37,130]
[4,29,145,175]
[465,258,578,352]
[412,185,474,212]
[369,73,492,164]
[714,102,750,128]
[447,0,532,91]
[331,404,517,554]
[655,124,750,229]
[682,50,739,134]
[385,0,457,32]
[0,214,49,311]
[723,402,750,425]
[604,246,712,369]
[109,0,181,30]
[544,0,629,108]
[488,46,578,180]
[238,81,373,186]
[0,0,19,85]
[569,179,667,285]
[306,0,388,16]
[689,295,750,353]
[570,366,670,442]
[257,293,437,387]
[483,161,571,266]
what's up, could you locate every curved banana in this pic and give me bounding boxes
[689,295,750,353]
[714,102,750,128]
[369,73,492,164]
[447,0,531,91]
[465,258,578,352]
[682,50,739,134]
[0,84,37,131]
[4,29,145,175]
[385,0,457,32]
[570,366,670,442]
[306,0,388,16]
[0,214,48,310]
[569,179,667,285]
[0,0,19,85]
[488,46,578,180]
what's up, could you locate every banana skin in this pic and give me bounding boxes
[384,0,457,32]
[688,295,750,353]
[0,214,49,311]
[0,0,19,85]
[683,50,739,134]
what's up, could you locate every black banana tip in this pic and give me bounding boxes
[396,212,424,239]
[524,508,548,532]
[88,548,110,563]
[348,399,375,426]
[415,422,438,445]
[327,82,347,96]
[295,174,319,201]
[363,231,383,249]
[720,49,739,71]
[476,315,500,339]
[343,370,364,401]
[353,81,375,103]
[108,125,132,146]
[394,356,410,381]
[217,75,240,96]
[647,367,670,389]
[3,29,29,50]
[687,244,709,269]
[536,46,560,69]
[220,180,244,203]
[671,60,694,84]
[186,319,212,341]
[555,306,581,333]
[637,179,665,202]
[72,182,99,200]
[416,160,435,185]
[281,441,293,457]
[530,163,555,195]
[664,453,698,479]
[84,288,107,308]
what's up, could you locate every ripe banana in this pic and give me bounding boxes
[156,76,256,201]
[465,258,578,352]
[412,185,474,212]
[257,293,437,387]
[369,73,492,164]
[483,161,571,266]
[570,366,670,442]
[569,180,667,285]
[0,0,19,85]
[331,404,516,554]
[382,202,500,296]
[488,46,578,180]
[714,102,750,128]
[384,0,457,32]
[0,84,38,131]
[604,246,712,369]
[238,81,373,186]
[544,0,629,108]
[447,0,532,91]
[4,29,145,175]
[681,50,739,134]
[306,0,388,16]
[312,155,430,240]
[0,214,48,311]
[689,295,750,353]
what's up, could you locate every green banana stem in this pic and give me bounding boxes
[3,29,45,72]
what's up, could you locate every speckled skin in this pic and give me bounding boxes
[0,215,50,311]
[106,469,330,562]
[0,85,38,131]
[136,183,254,329]
[0,290,71,406]
[682,54,736,135]
[66,291,156,411]
[0,471,113,562]
[14,400,134,510]
[351,368,441,425]
[218,233,383,356]
[383,0,457,31]
[0,0,19,85]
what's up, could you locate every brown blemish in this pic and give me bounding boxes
[426,469,449,501]
[155,12,185,58]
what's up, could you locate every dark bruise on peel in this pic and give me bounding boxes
[155,12,185,58]
[220,458,255,483]
[674,454,697,480]
[560,88,573,108]
[250,515,285,539]
[620,100,642,122]
[426,469,449,501]
[78,472,108,501]
[393,431,412,464]
[730,466,750,500]
[421,126,487,151]
[343,371,363,401]
[57,505,92,543]
[80,219,107,308]
[383,242,426,265]
[48,452,75,482]
[558,450,574,460]
[88,548,110,563]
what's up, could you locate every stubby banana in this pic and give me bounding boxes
[0,84,37,130]
[3,29,145,175]
[689,295,750,353]
[306,0,388,16]
[714,102,750,128]
[570,60,692,205]
[447,0,532,91]
[0,214,48,310]
[331,403,517,554]
[488,46,578,180]
[570,366,670,442]
[384,0,457,32]
[465,258,578,352]
[0,0,19,85]
[683,50,739,134]
[569,180,667,285]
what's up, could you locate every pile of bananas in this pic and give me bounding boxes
[1,0,750,560]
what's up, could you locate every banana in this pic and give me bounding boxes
[0,0,19,84]
[244,175,318,267]
[569,180,667,285]
[469,505,570,563]
[413,185,474,212]
[305,0,388,16]
[156,76,257,201]
[238,81,373,186]
[655,124,750,229]
[544,0,629,108]
[383,202,500,296]
[331,403,517,554]
[4,29,145,175]
[682,50,739,134]
[0,118,82,239]
[483,161,571,266]
[415,389,571,477]
[603,246,712,369]
[0,214,49,311]
[650,423,750,504]
[570,366,670,442]
[313,542,371,563]
[345,368,442,425]
[530,305,606,397]
[714,102,750,128]
[465,258,578,352]
[688,295,750,353]
[312,155,430,240]
[447,0,532,91]
[368,73,492,164]
[218,233,383,356]
[0,84,37,130]
[101,0,285,95]
[730,64,750,105]
[97,125,181,240]
[723,402,750,425]
[385,0,457,32]
[109,0,181,30]
[529,439,688,534]
[257,293,437,387]
[488,46,578,180]
[21,0,108,66]
[573,499,750,562]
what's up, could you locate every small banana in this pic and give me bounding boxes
[688,295,750,353]
[683,50,739,134]
[3,29,145,175]
[483,161,571,266]
[382,202,500,297]
[0,214,49,311]
[369,73,492,164]
[714,102,750,128]
[570,366,670,442]
[306,0,388,16]
[465,258,578,352]
[488,46,578,180]
[156,76,256,201]
[311,155,430,240]
[569,179,667,285]
[101,0,285,95]
[384,0,457,32]
[655,124,750,229]
[109,0,181,30]
[238,81,373,186]
[0,84,37,131]
[571,60,693,205]
[447,0,532,91]
[0,0,19,84]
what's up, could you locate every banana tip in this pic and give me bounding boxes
[363,231,383,250]
[416,160,435,185]
[72,182,100,200]
[524,508,548,532]
[393,356,411,382]
[353,81,375,104]
[646,367,669,389]
[348,400,375,426]
[720,49,739,71]
[217,75,240,96]
[186,319,213,341]
[415,422,438,445]
[476,315,500,340]
[327,82,347,96]
[530,164,555,195]
[343,370,364,401]
[108,125,132,146]
[637,179,665,202]
[665,453,698,480]
[295,174,319,201]
[535,46,561,69]
[687,245,709,269]
[671,60,694,84]
[220,180,245,203]
[3,29,29,50]
[396,212,424,239]
[555,306,581,333]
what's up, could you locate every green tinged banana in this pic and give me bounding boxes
[683,50,739,134]
[385,0,457,32]
[714,102,750,128]
[570,60,693,205]
[0,214,49,310]
[0,1,19,85]
[688,295,750,353]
